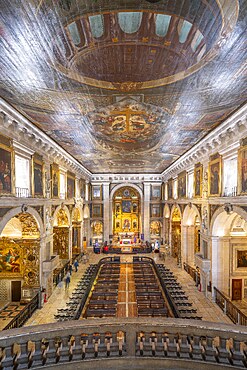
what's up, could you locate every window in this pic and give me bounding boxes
[67,22,81,45]
[89,15,104,38]
[178,20,192,43]
[118,12,142,34]
[155,14,171,37]
[191,30,204,52]
[15,155,30,197]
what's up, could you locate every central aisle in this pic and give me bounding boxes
[117,263,137,318]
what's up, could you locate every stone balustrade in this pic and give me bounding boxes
[1,318,247,369]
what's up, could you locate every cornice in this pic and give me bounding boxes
[91,173,163,183]
[0,98,92,180]
[162,103,247,180]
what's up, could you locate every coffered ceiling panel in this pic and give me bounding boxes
[0,0,246,173]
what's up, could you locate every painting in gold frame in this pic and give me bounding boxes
[0,239,22,276]
[209,155,222,196]
[51,163,59,198]
[168,178,173,199]
[238,145,247,195]
[151,185,161,199]
[178,171,187,198]
[32,156,44,197]
[92,204,102,218]
[194,163,203,197]
[92,185,102,200]
[79,178,85,198]
[67,172,75,199]
[0,144,13,196]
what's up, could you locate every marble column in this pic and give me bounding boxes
[211,236,230,298]
[143,183,151,241]
[103,182,110,242]
[181,225,196,266]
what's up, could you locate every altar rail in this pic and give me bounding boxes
[214,287,247,326]
[1,318,247,369]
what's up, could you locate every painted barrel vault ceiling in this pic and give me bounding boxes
[0,0,246,173]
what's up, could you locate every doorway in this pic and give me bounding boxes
[11,281,22,302]
[232,279,242,300]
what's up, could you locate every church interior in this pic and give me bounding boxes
[0,0,247,368]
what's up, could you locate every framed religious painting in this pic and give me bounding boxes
[122,200,131,213]
[194,163,203,198]
[151,204,161,217]
[67,172,75,199]
[151,185,161,199]
[168,178,173,199]
[208,154,222,196]
[79,178,85,198]
[92,185,102,200]
[0,143,13,196]
[178,171,187,198]
[32,155,44,197]
[238,144,247,195]
[92,204,102,218]
[51,163,59,198]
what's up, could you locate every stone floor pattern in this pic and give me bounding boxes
[21,252,232,327]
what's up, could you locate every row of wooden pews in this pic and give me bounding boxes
[54,264,98,321]
[156,264,202,320]
[133,262,168,317]
[84,262,120,318]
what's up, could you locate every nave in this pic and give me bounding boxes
[18,252,232,328]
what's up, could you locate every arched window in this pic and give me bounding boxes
[155,14,171,37]
[118,12,142,34]
[178,20,192,43]
[89,15,104,38]
[67,22,81,46]
[191,30,204,52]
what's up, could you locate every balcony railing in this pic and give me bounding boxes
[15,187,29,198]
[214,287,247,326]
[183,262,200,285]
[1,318,247,369]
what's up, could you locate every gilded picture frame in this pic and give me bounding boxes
[168,178,173,200]
[194,163,203,198]
[151,185,161,199]
[79,178,85,198]
[151,204,161,217]
[92,185,102,200]
[32,157,44,197]
[178,171,187,198]
[238,145,247,195]
[67,172,75,199]
[51,163,59,198]
[209,155,222,196]
[0,143,14,196]
[92,204,102,218]
[0,239,23,277]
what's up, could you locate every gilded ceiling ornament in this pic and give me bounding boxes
[112,82,143,93]
[17,213,40,238]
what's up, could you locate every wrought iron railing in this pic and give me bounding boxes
[214,287,247,326]
[1,318,247,369]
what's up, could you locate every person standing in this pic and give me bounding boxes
[65,272,70,289]
[68,263,73,275]
[74,259,79,272]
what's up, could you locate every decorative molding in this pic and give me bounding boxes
[0,98,91,180]
[162,104,247,180]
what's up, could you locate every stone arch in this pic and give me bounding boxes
[0,206,44,237]
[110,183,143,200]
[211,205,247,237]
[181,204,201,266]
[210,206,247,299]
[182,204,201,226]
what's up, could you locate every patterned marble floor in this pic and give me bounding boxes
[0,251,233,330]
[21,251,232,327]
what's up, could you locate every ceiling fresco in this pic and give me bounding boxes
[0,0,246,173]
